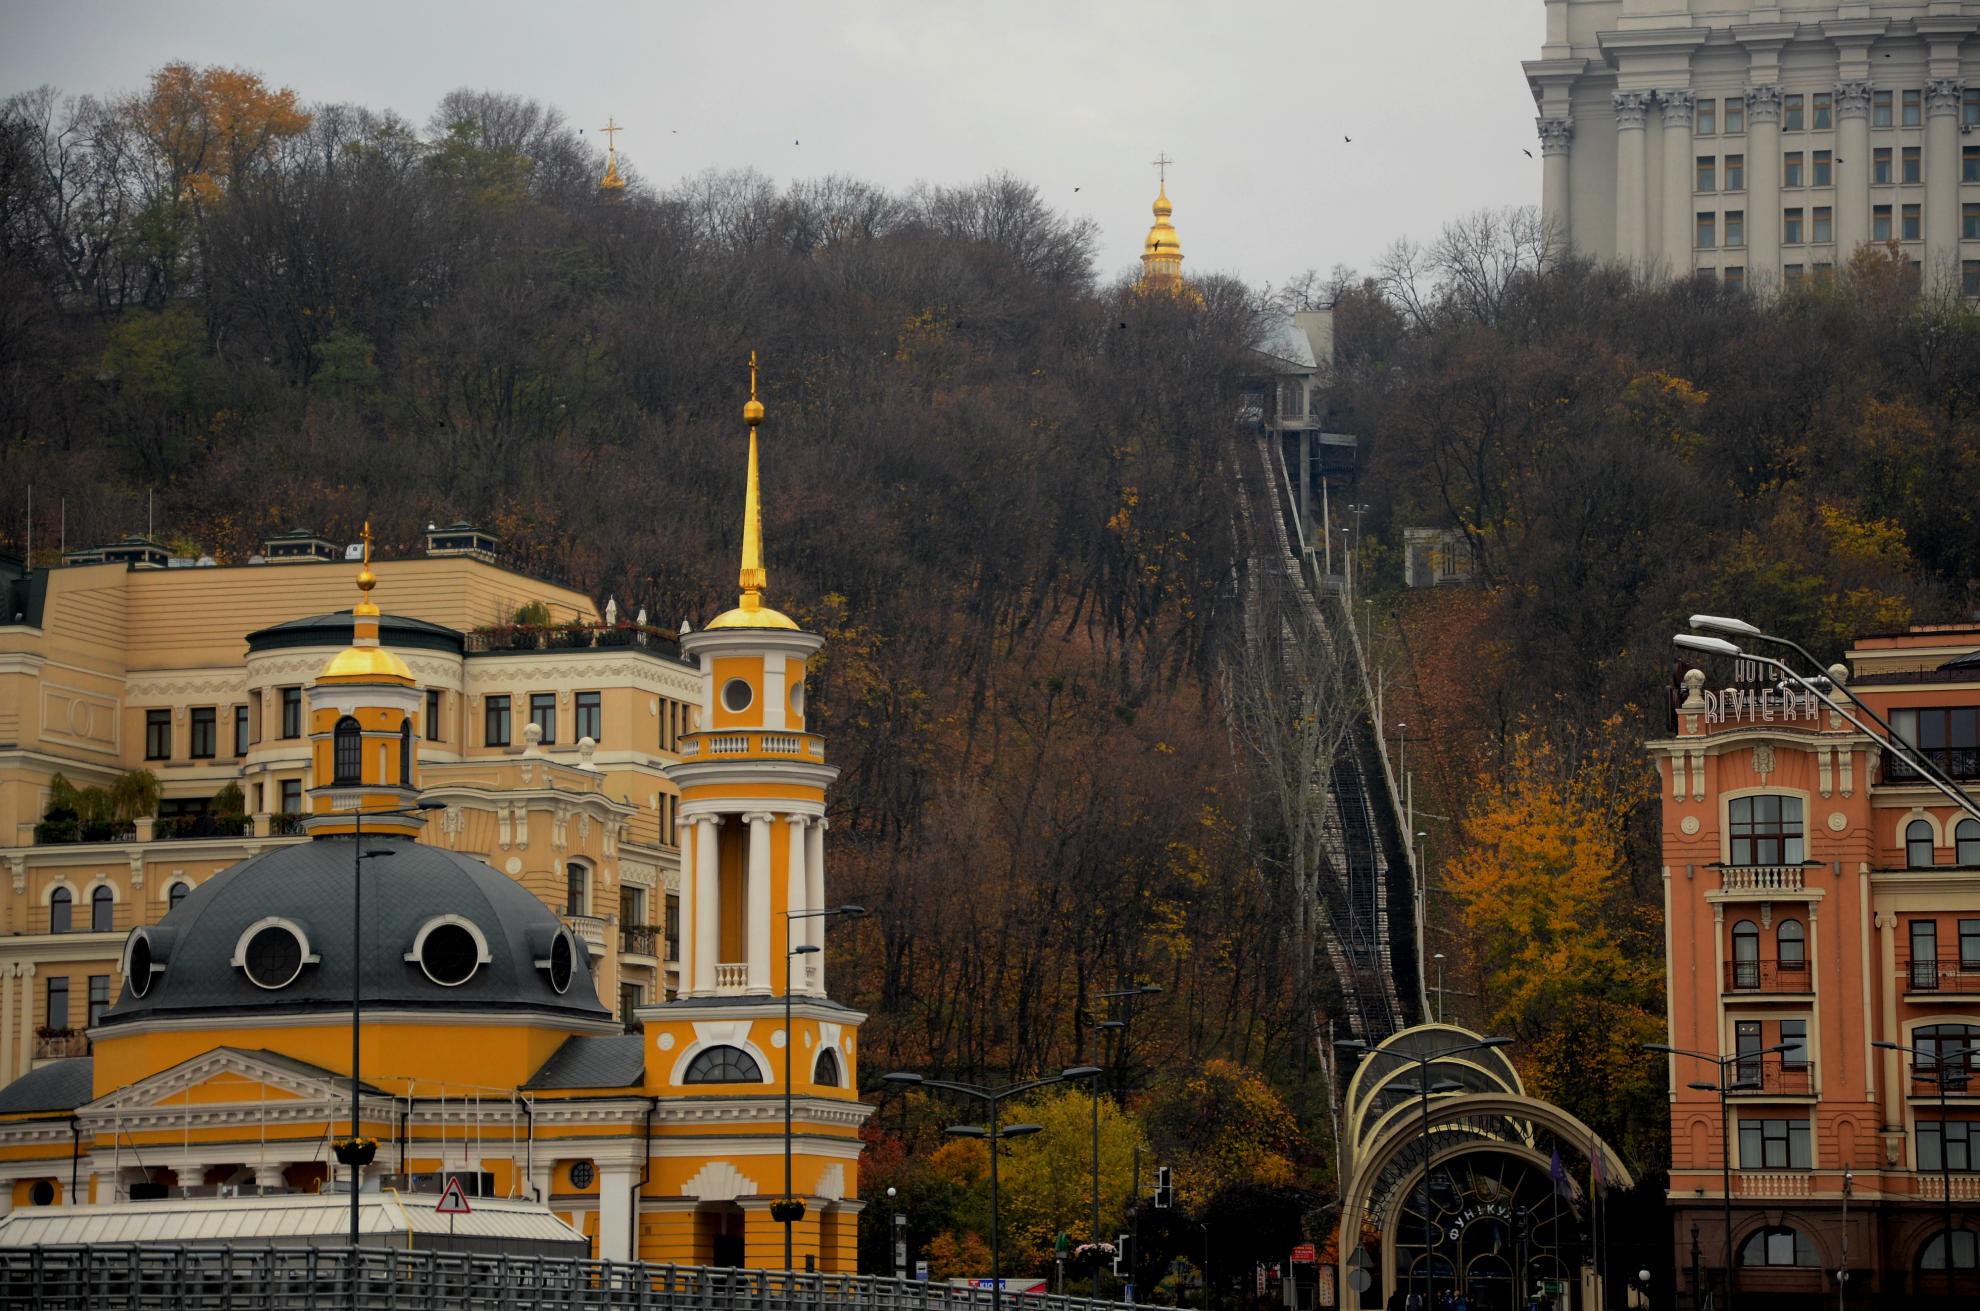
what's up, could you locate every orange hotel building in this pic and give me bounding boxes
[1652,622,1980,1308]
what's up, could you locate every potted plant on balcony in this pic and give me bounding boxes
[332,1136,378,1167]
[769,1198,806,1223]
[555,620,591,649]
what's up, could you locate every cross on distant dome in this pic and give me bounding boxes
[601,118,622,150]
[1152,152,1173,185]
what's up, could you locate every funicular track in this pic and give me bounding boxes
[1231,432,1413,1049]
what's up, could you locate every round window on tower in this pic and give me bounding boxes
[543,929,575,995]
[722,678,753,713]
[790,682,804,716]
[124,929,156,999]
[232,919,315,991]
[409,917,487,988]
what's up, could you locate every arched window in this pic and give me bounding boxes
[1731,920,1760,988]
[168,882,190,911]
[1776,919,1806,973]
[1907,819,1936,869]
[683,1045,763,1084]
[1958,819,1980,868]
[49,887,72,934]
[333,716,362,785]
[90,885,113,933]
[1918,1228,1978,1272]
[399,719,412,784]
[565,862,588,918]
[813,1048,843,1088]
[1739,1226,1816,1267]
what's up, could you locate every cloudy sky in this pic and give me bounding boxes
[3,0,1541,287]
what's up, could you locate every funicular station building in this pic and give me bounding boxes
[1652,624,1980,1307]
[0,382,872,1270]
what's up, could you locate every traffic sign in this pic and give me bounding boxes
[1345,1268,1371,1293]
[1347,1248,1374,1271]
[435,1177,473,1215]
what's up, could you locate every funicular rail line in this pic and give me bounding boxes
[1232,431,1409,1048]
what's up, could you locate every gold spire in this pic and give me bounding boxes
[1138,152,1185,293]
[318,519,415,682]
[599,116,626,193]
[707,352,797,631]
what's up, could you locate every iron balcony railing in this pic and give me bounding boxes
[1903,958,1980,994]
[1727,1057,1814,1096]
[1724,959,1812,994]
[0,1245,1126,1311]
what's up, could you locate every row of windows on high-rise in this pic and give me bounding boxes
[1694,200,1980,249]
[1680,88,1980,137]
[1693,145,1980,193]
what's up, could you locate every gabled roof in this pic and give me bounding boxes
[0,1058,91,1115]
[523,1035,645,1090]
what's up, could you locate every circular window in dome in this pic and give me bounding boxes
[544,930,575,994]
[722,678,753,713]
[124,930,156,999]
[28,1180,54,1207]
[231,919,315,991]
[790,682,805,715]
[406,915,490,988]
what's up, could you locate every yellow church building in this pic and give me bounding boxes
[0,371,870,1269]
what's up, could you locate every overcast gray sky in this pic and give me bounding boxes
[2,0,1541,288]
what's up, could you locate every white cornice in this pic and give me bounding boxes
[97,1009,624,1040]
[669,762,838,791]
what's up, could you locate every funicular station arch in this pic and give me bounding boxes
[1337,1025,1634,1311]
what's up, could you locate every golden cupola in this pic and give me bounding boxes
[705,352,799,631]
[598,116,627,197]
[317,524,414,686]
[1138,153,1184,293]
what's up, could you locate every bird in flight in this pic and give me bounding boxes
[1522,148,1533,158]
[1343,135,1352,143]
[1073,186,1081,192]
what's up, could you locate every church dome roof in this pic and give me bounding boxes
[102,837,609,1028]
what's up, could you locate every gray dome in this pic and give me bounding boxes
[103,837,609,1026]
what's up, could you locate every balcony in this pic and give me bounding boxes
[1728,1059,1816,1097]
[32,820,136,845]
[1716,865,1810,895]
[1918,1173,1980,1202]
[464,622,680,657]
[1734,1172,1811,1199]
[33,1029,89,1060]
[620,925,665,959]
[563,914,607,957]
[1883,749,1979,785]
[1725,960,1814,995]
[715,962,748,991]
[1901,958,1980,999]
[675,732,826,764]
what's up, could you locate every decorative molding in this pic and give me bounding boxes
[1925,79,1965,117]
[1833,81,1873,120]
[1611,91,1651,130]
[682,1160,757,1201]
[1536,117,1575,155]
[1657,91,1694,128]
[1752,743,1776,776]
[1744,85,1783,123]
[1680,815,1701,836]
[125,673,246,702]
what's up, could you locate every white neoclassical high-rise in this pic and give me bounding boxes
[1526,2,1980,294]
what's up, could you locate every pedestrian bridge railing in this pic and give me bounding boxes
[0,1245,1121,1311]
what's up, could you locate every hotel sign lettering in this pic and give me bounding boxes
[1703,685,1823,726]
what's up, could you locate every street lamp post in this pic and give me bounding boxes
[882,1070,1083,1311]
[1067,1061,1106,1300]
[1874,1038,1979,1300]
[780,904,865,1271]
[1337,1035,1512,1308]
[342,797,445,1307]
[1088,982,1161,1299]
[1644,1041,1794,1311]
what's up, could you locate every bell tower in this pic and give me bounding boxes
[304,523,425,839]
[647,355,867,1273]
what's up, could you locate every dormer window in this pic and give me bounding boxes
[333,716,362,784]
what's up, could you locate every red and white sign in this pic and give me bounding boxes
[1290,1243,1316,1264]
[435,1177,473,1215]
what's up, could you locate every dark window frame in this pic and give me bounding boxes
[425,688,443,742]
[90,885,112,933]
[48,887,72,934]
[1729,795,1804,866]
[332,716,363,785]
[485,695,511,748]
[280,686,302,739]
[144,710,172,761]
[1908,819,1937,869]
[87,974,110,1028]
[233,704,249,757]
[1738,1116,1812,1170]
[529,693,557,745]
[188,706,217,759]
[682,1045,764,1084]
[45,976,69,1030]
[575,691,602,744]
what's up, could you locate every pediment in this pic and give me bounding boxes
[84,1047,365,1116]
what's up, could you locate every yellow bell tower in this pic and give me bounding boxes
[645,355,867,1272]
[303,523,426,839]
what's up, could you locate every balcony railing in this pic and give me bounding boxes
[156,814,249,841]
[1718,865,1810,894]
[1918,1173,1980,1202]
[621,925,660,958]
[1734,1172,1811,1198]
[33,1030,89,1060]
[1725,959,1813,994]
[563,914,607,955]
[1902,959,1980,995]
[32,820,135,845]
[1728,1059,1815,1096]
[676,732,826,763]
[464,622,680,656]
[715,962,748,990]
[1884,749,1980,784]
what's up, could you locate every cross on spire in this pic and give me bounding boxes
[1152,152,1173,186]
[601,117,622,152]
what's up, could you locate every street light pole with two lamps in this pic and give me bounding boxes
[779,904,865,1271]
[1873,1037,1978,1301]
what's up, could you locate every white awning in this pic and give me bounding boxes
[0,1192,584,1249]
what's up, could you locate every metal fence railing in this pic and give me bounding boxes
[0,1246,1124,1311]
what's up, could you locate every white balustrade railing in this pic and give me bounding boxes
[1719,865,1806,894]
[762,734,802,754]
[708,736,751,755]
[1736,1172,1811,1198]
[715,962,748,990]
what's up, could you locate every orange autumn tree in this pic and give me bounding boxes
[138,62,311,203]
[1443,723,1666,1163]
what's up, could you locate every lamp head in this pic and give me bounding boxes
[1097,1020,1127,1031]
[1643,1043,1677,1054]
[1062,1065,1104,1079]
[1140,984,1163,995]
[1686,1081,1719,1092]
[882,1072,925,1087]
[1872,1040,1903,1053]
[791,943,821,956]
[836,904,867,918]
[414,798,448,811]
[1690,614,1762,638]
[1674,633,1741,657]
[1430,1080,1464,1094]
[360,848,396,859]
[945,1125,988,1139]
[1001,1123,1044,1139]
[1477,1036,1514,1049]
[1334,1039,1370,1054]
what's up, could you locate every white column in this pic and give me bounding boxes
[785,815,809,993]
[253,1163,286,1192]
[806,819,828,995]
[597,1163,637,1263]
[15,964,34,1077]
[1835,81,1873,258]
[694,817,720,995]
[744,812,774,995]
[1746,86,1782,282]
[1613,93,1651,263]
[678,814,695,990]
[0,965,15,1087]
[1924,79,1964,291]
[90,1170,113,1206]
[1537,117,1575,253]
[530,1163,554,1205]
[1657,92,1694,272]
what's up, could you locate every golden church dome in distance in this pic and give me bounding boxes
[1136,152,1186,295]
